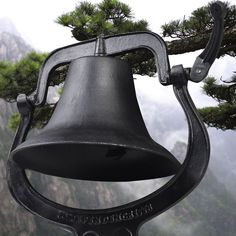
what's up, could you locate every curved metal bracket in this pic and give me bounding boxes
[190,1,226,82]
[8,65,210,236]
[31,31,170,106]
[28,1,225,107]
[10,94,33,151]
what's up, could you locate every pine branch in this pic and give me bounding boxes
[199,103,236,130]
[166,25,236,56]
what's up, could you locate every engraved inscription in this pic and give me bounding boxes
[57,203,153,226]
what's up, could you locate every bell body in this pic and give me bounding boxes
[12,56,180,181]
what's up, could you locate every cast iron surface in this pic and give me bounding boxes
[7,2,225,236]
[29,31,170,106]
[11,56,180,181]
[190,1,226,82]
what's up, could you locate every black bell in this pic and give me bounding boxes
[11,56,180,181]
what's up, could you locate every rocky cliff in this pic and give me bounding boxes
[0,18,32,62]
[0,31,32,62]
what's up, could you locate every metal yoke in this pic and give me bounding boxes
[7,2,225,236]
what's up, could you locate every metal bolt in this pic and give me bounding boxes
[195,68,202,74]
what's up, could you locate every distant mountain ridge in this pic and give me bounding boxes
[0,17,21,37]
[0,31,32,62]
[0,17,32,62]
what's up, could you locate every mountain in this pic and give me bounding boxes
[134,77,236,198]
[1,140,235,236]
[0,18,32,62]
[0,31,32,61]
[146,142,236,236]
[0,20,235,236]
[0,18,21,37]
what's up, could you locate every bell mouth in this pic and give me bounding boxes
[11,130,180,181]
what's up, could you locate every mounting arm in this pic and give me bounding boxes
[29,31,170,106]
[190,1,226,82]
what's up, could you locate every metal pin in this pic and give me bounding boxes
[94,34,107,56]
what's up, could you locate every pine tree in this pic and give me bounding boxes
[56,0,155,76]
[0,0,235,130]
[56,0,149,40]
[198,75,236,130]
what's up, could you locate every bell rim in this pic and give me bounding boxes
[12,138,180,165]
[11,139,180,181]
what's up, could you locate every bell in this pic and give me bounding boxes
[11,56,180,181]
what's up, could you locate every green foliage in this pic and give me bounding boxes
[56,0,148,40]
[162,6,210,38]
[0,52,47,102]
[56,86,63,96]
[0,51,68,130]
[202,76,236,103]
[199,75,236,130]
[7,112,20,131]
[199,102,236,130]
[0,51,70,102]
[122,49,156,76]
[31,105,55,129]
[56,0,155,76]
[7,105,55,131]
[161,1,235,38]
